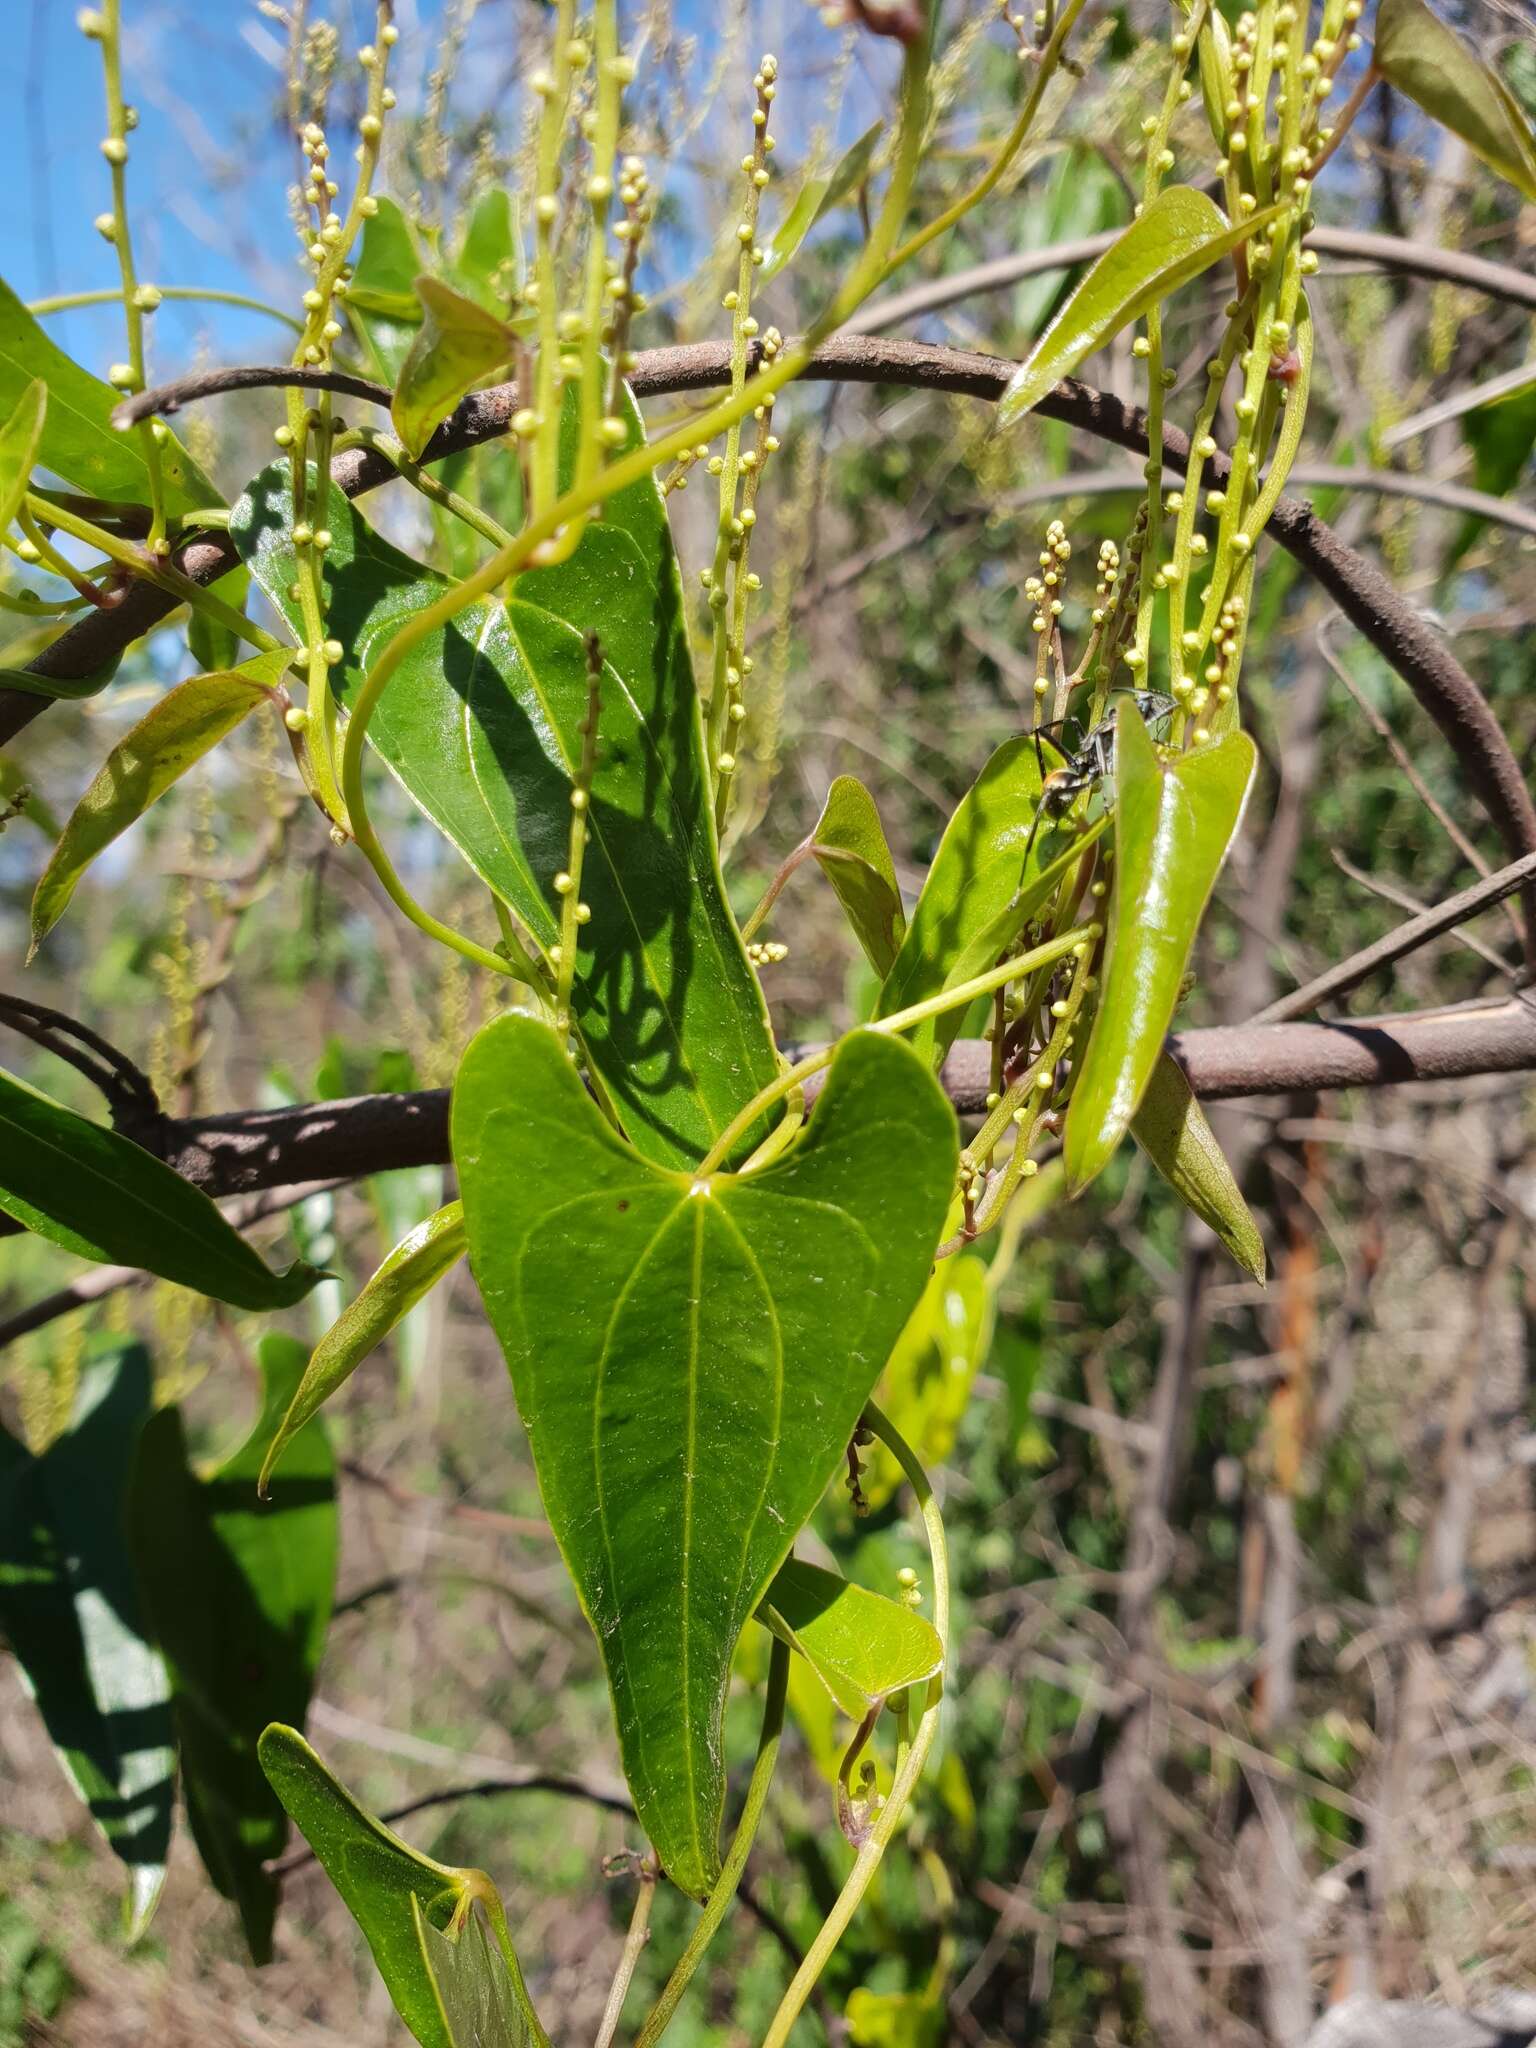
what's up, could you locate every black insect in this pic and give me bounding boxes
[1022,689,1177,867]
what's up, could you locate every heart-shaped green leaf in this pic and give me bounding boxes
[0,1345,174,1941]
[1063,705,1256,1193]
[392,277,511,459]
[130,1335,337,1963]
[876,733,1094,1066]
[452,1015,957,1897]
[29,649,290,956]
[759,1560,942,1718]
[0,1064,324,1308]
[1375,0,1536,203]
[0,378,46,535]
[0,274,219,512]
[260,1201,466,1495]
[997,188,1281,425]
[232,385,779,1171]
[1131,1052,1265,1281]
[259,1725,547,2048]
[808,776,906,978]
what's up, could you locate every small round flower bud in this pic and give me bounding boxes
[100,137,128,166]
[93,212,117,241]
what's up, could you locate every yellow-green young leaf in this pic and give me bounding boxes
[760,121,882,281]
[259,1726,547,2048]
[392,277,511,459]
[998,189,1282,425]
[877,734,1098,1068]
[453,188,524,311]
[412,1898,547,2048]
[846,1988,945,2048]
[348,198,425,382]
[0,274,219,513]
[1063,706,1255,1194]
[1375,0,1536,203]
[0,1065,324,1309]
[809,776,906,978]
[759,1560,943,1719]
[452,1015,957,1898]
[1130,1052,1266,1281]
[0,378,46,534]
[129,1336,336,1964]
[862,1256,993,1511]
[260,1201,466,1496]
[0,1346,174,1942]
[28,649,290,956]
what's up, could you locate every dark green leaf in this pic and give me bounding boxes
[452,1015,957,1896]
[759,1560,942,1718]
[0,1345,173,1939]
[1131,1052,1265,1281]
[998,189,1281,425]
[413,1898,546,2048]
[0,1065,324,1308]
[1063,706,1256,1193]
[260,1202,465,1495]
[0,379,46,534]
[0,274,219,512]
[760,121,882,281]
[807,776,905,977]
[0,653,122,702]
[875,734,1092,1066]
[29,649,289,955]
[258,1725,541,2048]
[232,386,780,1171]
[1375,0,1536,202]
[130,1336,336,1962]
[392,278,511,460]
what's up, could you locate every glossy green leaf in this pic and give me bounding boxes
[348,199,426,381]
[258,1725,546,2048]
[808,776,906,977]
[232,385,780,1171]
[0,1346,173,1940]
[130,1336,336,1963]
[452,1014,957,1897]
[760,121,882,281]
[1376,0,1536,202]
[413,1899,543,2048]
[862,1256,993,1511]
[0,274,219,512]
[392,278,511,459]
[0,1065,324,1308]
[29,649,290,956]
[454,188,524,312]
[0,653,121,702]
[0,379,46,535]
[998,189,1280,425]
[846,1988,944,2048]
[1063,706,1256,1193]
[260,1202,466,1495]
[875,733,1087,1066]
[1131,1052,1265,1282]
[759,1560,942,1718]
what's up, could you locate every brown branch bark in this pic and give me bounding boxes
[8,337,1533,965]
[134,998,1536,1201]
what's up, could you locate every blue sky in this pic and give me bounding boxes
[1,2,885,392]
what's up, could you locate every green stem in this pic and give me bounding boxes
[758,1404,947,2048]
[635,1636,791,2048]
[98,0,166,553]
[695,923,1095,1179]
[593,1860,658,2048]
[337,427,517,548]
[26,285,303,332]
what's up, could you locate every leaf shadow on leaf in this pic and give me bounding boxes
[234,486,741,1168]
